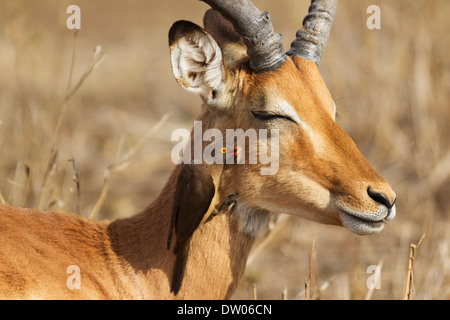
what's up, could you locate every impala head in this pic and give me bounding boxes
[169,0,396,236]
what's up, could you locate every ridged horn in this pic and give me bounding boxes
[200,0,287,73]
[287,0,337,66]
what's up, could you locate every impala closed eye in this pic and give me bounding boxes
[251,110,295,123]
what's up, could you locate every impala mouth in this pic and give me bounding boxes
[337,201,396,235]
[339,211,384,235]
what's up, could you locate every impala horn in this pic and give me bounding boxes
[287,0,338,66]
[200,0,287,73]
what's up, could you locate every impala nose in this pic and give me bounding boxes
[367,187,396,209]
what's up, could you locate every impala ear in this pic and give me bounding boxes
[169,20,226,100]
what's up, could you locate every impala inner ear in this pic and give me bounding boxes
[169,20,226,99]
[203,9,248,68]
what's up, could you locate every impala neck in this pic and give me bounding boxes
[106,167,256,299]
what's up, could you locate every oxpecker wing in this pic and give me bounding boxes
[168,164,216,294]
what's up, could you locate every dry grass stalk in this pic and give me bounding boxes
[246,215,290,266]
[8,162,23,205]
[23,163,31,207]
[63,44,103,105]
[89,113,170,220]
[404,233,426,300]
[39,43,103,210]
[89,171,111,220]
[281,286,288,300]
[68,158,81,215]
[38,148,58,210]
[252,283,257,300]
[305,240,317,300]
[66,30,78,97]
[304,276,309,300]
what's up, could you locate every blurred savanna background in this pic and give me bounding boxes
[0,0,448,299]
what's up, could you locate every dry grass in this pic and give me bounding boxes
[0,0,448,299]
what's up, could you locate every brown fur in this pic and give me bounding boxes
[0,169,252,299]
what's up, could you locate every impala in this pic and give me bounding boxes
[0,0,396,299]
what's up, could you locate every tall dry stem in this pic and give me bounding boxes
[305,240,317,300]
[404,233,426,300]
[89,113,170,219]
[38,41,103,210]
